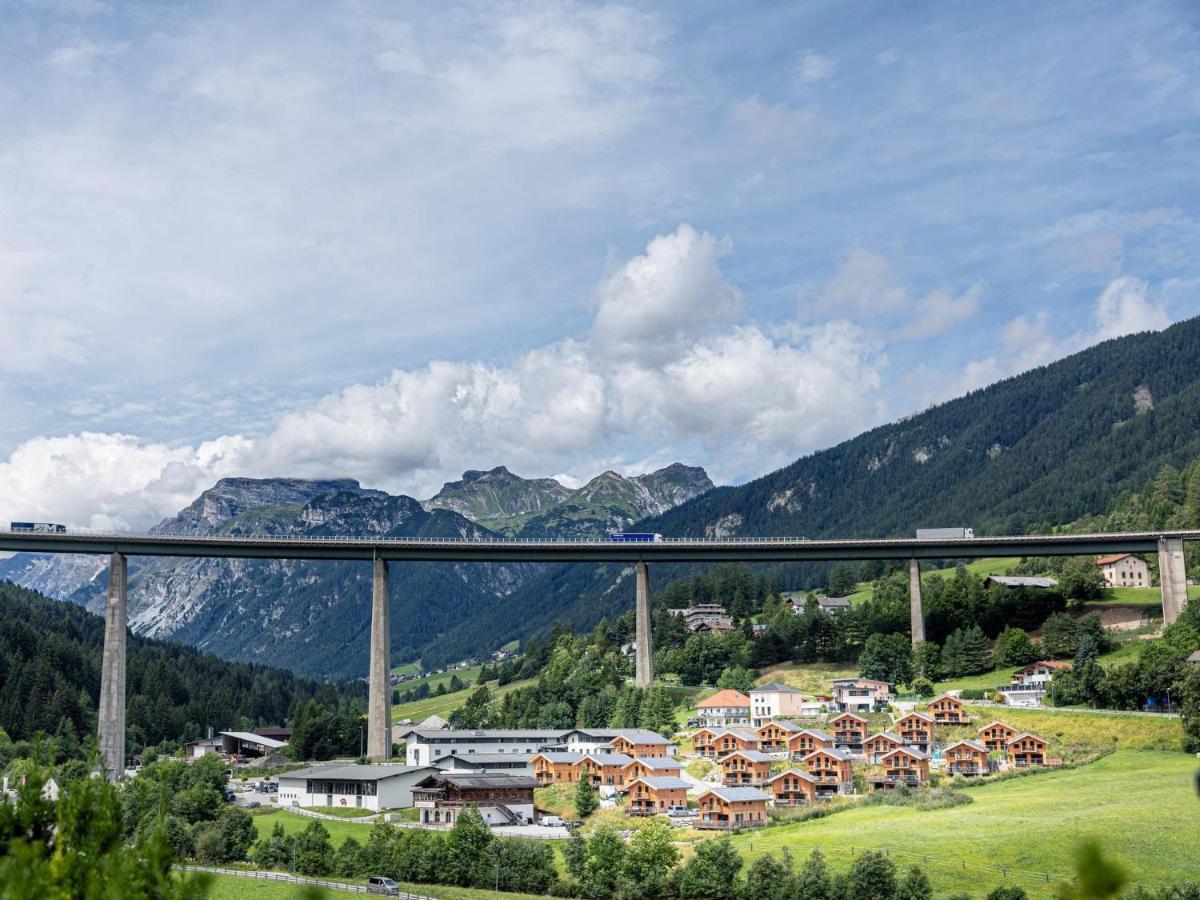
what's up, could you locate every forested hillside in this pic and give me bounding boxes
[0,581,361,754]
[420,317,1200,666]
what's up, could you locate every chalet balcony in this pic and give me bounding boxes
[626,806,659,817]
[947,766,989,776]
[867,774,922,788]
[723,775,766,787]
[696,817,767,830]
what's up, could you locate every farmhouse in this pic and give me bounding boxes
[830,677,892,713]
[622,756,683,782]
[755,719,804,751]
[830,712,868,751]
[863,732,906,764]
[787,728,834,758]
[277,764,435,812]
[801,747,854,796]
[870,747,930,788]
[816,596,852,614]
[669,604,734,632]
[766,768,819,806]
[943,740,991,776]
[1096,553,1150,588]
[896,712,935,752]
[431,753,535,776]
[411,773,538,826]
[978,721,1017,751]
[696,786,770,829]
[693,689,751,728]
[928,694,969,725]
[718,749,775,787]
[626,776,690,816]
[1008,733,1048,767]
[750,683,809,726]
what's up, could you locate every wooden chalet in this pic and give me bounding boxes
[707,729,760,759]
[863,732,906,764]
[787,728,834,758]
[625,776,690,816]
[869,747,930,789]
[928,694,969,725]
[1007,733,1047,767]
[622,756,683,782]
[801,747,854,796]
[411,773,537,827]
[531,752,581,785]
[608,733,671,758]
[830,712,868,751]
[766,768,819,807]
[584,753,634,788]
[896,711,935,752]
[718,749,775,787]
[978,721,1017,752]
[691,728,720,758]
[756,720,804,752]
[696,786,770,829]
[943,740,991,777]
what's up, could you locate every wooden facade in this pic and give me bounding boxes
[871,747,929,788]
[928,694,969,725]
[622,758,683,782]
[625,777,688,815]
[830,713,868,749]
[766,769,818,806]
[755,721,801,752]
[896,712,935,752]
[609,735,668,758]
[696,787,769,829]
[944,740,991,776]
[718,750,774,787]
[801,748,854,794]
[787,729,833,758]
[1007,733,1047,767]
[978,721,1017,751]
[863,732,905,764]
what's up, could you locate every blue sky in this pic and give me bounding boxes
[0,0,1198,528]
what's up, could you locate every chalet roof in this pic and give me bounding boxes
[1007,732,1046,745]
[899,711,934,724]
[417,714,449,730]
[586,753,635,766]
[816,596,852,608]
[412,728,568,741]
[930,693,962,705]
[866,732,904,744]
[623,756,681,769]
[696,689,751,709]
[701,786,772,803]
[1015,660,1072,674]
[767,768,818,784]
[418,773,538,790]
[945,739,989,753]
[830,712,868,723]
[1096,553,1137,566]
[718,749,775,763]
[802,747,852,762]
[712,729,758,742]
[751,682,803,694]
[790,729,833,742]
[880,746,929,761]
[979,721,1015,732]
[831,677,892,687]
[280,764,434,782]
[533,752,583,763]
[631,776,691,790]
[985,575,1059,588]
[758,720,805,733]
[434,753,535,767]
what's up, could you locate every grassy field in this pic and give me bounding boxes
[723,750,1199,895]
[962,704,1184,754]
[301,807,377,819]
[203,873,547,899]
[392,677,535,723]
[249,810,373,849]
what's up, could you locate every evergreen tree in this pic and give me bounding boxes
[897,865,933,900]
[847,851,898,900]
[716,667,756,693]
[829,563,859,597]
[912,641,945,680]
[563,829,589,881]
[638,686,677,736]
[992,627,1037,668]
[294,820,335,876]
[958,625,991,675]
[1041,613,1079,659]
[583,826,626,899]
[858,633,914,685]
[674,837,743,900]
[575,770,599,819]
[796,848,834,900]
[446,805,492,887]
[743,849,797,900]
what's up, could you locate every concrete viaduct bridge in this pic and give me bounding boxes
[0,528,1193,778]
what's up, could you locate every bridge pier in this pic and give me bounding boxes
[367,557,391,761]
[635,561,653,688]
[97,552,127,781]
[909,559,926,646]
[1158,537,1188,625]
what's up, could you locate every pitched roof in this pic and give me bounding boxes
[880,746,929,761]
[830,712,867,723]
[700,786,771,803]
[420,773,538,790]
[930,693,962,704]
[412,728,568,740]
[831,677,892,687]
[866,732,904,744]
[790,729,833,742]
[717,749,775,763]
[1015,660,1072,674]
[816,596,852,608]
[1095,553,1135,566]
[533,751,583,763]
[898,711,934,724]
[757,720,804,733]
[945,740,989,753]
[695,689,751,708]
[979,721,1014,732]
[280,764,433,781]
[586,753,634,766]
[630,776,691,790]
[752,682,803,693]
[767,768,818,784]
[802,747,852,762]
[623,756,682,771]
[572,728,674,744]
[1007,732,1045,745]
[712,729,758,742]
[219,731,288,749]
[1189,650,1200,663]
[417,714,449,730]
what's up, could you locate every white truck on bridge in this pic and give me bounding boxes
[915,527,974,539]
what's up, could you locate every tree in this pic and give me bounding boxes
[1181,666,1200,753]
[334,836,364,877]
[897,865,933,900]
[575,770,599,819]
[912,641,945,680]
[910,676,935,698]
[638,685,677,736]
[215,807,256,862]
[993,627,1037,668]
[1059,558,1106,604]
[446,805,492,887]
[253,822,293,869]
[716,667,756,693]
[563,829,589,881]
[611,687,643,728]
[624,820,678,896]
[743,849,797,900]
[956,625,991,675]
[1053,839,1127,899]
[858,633,914,686]
[1042,613,1079,659]
[847,850,898,900]
[295,820,335,876]
[674,837,743,899]
[986,888,1030,900]
[797,848,834,899]
[583,826,626,898]
[829,563,859,597]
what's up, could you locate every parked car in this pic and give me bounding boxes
[539,815,564,827]
[367,876,401,895]
[245,801,261,809]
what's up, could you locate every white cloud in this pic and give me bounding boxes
[0,225,887,529]
[1090,276,1171,341]
[796,52,835,83]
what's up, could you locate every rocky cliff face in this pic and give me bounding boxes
[2,465,711,678]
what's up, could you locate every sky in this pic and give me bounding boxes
[1,0,1198,530]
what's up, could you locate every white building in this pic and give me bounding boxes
[276,764,436,811]
[692,689,751,728]
[996,661,1072,707]
[1096,554,1150,588]
[562,728,677,756]
[749,683,810,726]
[830,678,892,713]
[405,729,569,766]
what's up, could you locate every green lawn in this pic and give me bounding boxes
[250,810,373,849]
[391,665,484,695]
[203,873,547,899]
[392,677,535,723]
[726,751,1199,895]
[962,704,1183,755]
[301,806,377,819]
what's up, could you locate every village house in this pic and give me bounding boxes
[563,729,676,758]
[787,728,834,758]
[706,729,760,759]
[668,604,734,632]
[829,712,869,751]
[928,694,969,725]
[996,661,1072,708]
[896,711,935,752]
[405,728,569,766]
[692,689,751,728]
[696,786,771,829]
[870,747,930,789]
[1007,733,1048,767]
[750,683,811,726]
[766,768,819,806]
[622,756,683,782]
[625,776,690,816]
[831,677,892,713]
[531,751,583,785]
[755,719,804,752]
[718,749,775,787]
[430,752,535,777]
[411,773,538,826]
[583,753,633,788]
[1096,553,1150,588]
[801,747,855,796]
[943,740,992,776]
[863,732,906,764]
[978,721,1018,751]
